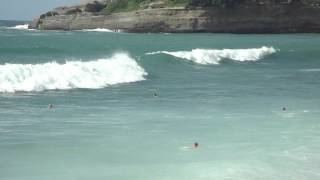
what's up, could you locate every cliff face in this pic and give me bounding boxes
[29,0,320,33]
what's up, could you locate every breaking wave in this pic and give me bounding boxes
[8,24,29,30]
[80,28,122,32]
[0,53,147,92]
[147,46,277,64]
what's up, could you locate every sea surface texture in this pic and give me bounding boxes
[1,20,320,180]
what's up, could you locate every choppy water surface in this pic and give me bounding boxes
[1,21,320,180]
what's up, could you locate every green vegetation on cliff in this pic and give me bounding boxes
[46,0,320,16]
[102,0,310,13]
[103,0,189,13]
[102,0,241,13]
[104,0,141,13]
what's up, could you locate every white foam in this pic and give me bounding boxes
[80,28,122,32]
[147,46,277,65]
[0,53,147,93]
[9,24,29,30]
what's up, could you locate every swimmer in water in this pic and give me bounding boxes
[194,142,199,148]
[153,92,158,97]
[48,104,53,109]
[282,107,286,111]
[181,142,199,150]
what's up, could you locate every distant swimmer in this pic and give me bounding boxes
[180,142,199,150]
[48,104,53,109]
[153,92,158,97]
[282,107,286,111]
[194,142,199,148]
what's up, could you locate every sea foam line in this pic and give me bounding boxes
[0,53,147,93]
[146,46,277,65]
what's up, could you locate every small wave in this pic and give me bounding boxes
[300,68,320,72]
[0,53,147,93]
[80,28,122,32]
[147,46,277,65]
[8,24,29,30]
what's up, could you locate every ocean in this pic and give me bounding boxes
[0,20,320,180]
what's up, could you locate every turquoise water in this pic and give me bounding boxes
[1,21,320,180]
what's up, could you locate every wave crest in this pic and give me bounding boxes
[300,68,320,72]
[0,53,147,92]
[147,46,277,64]
[9,24,29,30]
[80,28,122,32]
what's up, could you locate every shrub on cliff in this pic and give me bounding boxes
[85,1,106,12]
[188,0,239,7]
[104,0,145,13]
[167,0,190,6]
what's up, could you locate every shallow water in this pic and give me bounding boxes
[1,21,320,180]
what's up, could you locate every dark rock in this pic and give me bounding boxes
[40,14,46,19]
[45,11,59,17]
[28,18,40,29]
[84,1,106,12]
[65,8,82,15]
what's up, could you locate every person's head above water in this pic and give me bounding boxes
[194,142,199,148]
[282,107,286,111]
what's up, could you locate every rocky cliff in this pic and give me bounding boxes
[29,0,320,33]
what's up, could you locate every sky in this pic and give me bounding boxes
[0,0,80,20]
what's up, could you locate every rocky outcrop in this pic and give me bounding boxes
[84,1,107,12]
[29,0,320,33]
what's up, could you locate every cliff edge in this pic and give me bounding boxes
[29,0,320,33]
